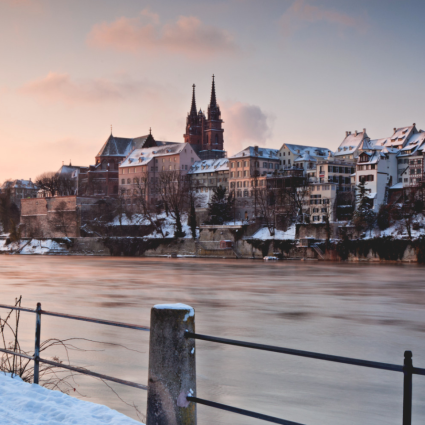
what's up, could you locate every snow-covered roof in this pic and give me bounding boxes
[281,143,332,159]
[120,142,196,168]
[390,182,403,190]
[1,179,37,189]
[230,146,279,159]
[188,158,229,174]
[335,130,368,156]
[57,165,88,175]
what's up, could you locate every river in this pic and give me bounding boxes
[0,256,424,425]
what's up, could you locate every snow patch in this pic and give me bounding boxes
[0,372,142,425]
[154,303,194,321]
[251,224,296,240]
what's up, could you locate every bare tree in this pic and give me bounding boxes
[0,186,20,233]
[156,170,189,237]
[35,172,61,197]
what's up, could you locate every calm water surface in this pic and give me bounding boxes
[1,256,425,425]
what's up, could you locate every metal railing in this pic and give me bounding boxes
[0,303,149,390]
[184,332,423,425]
[0,302,423,425]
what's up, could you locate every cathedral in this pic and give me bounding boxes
[183,76,226,160]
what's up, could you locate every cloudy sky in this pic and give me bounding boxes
[1,0,424,182]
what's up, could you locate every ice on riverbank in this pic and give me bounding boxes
[0,372,143,424]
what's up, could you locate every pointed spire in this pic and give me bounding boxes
[210,74,217,108]
[110,124,113,135]
[190,84,197,116]
[149,127,152,135]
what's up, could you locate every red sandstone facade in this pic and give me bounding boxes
[183,76,225,159]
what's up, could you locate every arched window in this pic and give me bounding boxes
[101,160,107,170]
[215,135,219,144]
[133,177,139,184]
[127,178,131,184]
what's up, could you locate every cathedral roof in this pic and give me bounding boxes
[97,134,158,157]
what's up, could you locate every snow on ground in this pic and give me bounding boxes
[251,224,296,240]
[0,373,143,425]
[111,213,197,239]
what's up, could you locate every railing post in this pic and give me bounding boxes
[33,302,41,385]
[403,350,413,425]
[146,304,196,425]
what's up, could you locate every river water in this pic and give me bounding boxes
[1,256,425,425]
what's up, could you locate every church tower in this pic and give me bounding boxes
[204,75,224,152]
[184,84,205,149]
[183,76,225,159]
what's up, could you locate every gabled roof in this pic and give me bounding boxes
[230,146,279,159]
[97,133,163,157]
[280,143,331,158]
[335,130,368,156]
[1,179,37,189]
[119,142,196,168]
[188,158,229,174]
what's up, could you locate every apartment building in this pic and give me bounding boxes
[118,143,200,206]
[228,146,279,219]
[188,158,229,199]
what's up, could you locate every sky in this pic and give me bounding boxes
[1,0,425,182]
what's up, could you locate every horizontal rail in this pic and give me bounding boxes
[412,367,425,376]
[39,358,148,390]
[186,332,404,373]
[187,396,305,425]
[40,310,150,331]
[0,304,149,331]
[0,347,34,361]
[0,304,36,314]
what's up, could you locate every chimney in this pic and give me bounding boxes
[394,128,397,133]
[363,128,366,134]
[354,130,358,136]
[413,123,416,127]
[346,131,349,137]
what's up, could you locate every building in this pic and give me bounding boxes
[0,179,38,208]
[354,146,398,212]
[78,131,171,197]
[228,146,280,220]
[118,142,200,207]
[278,143,332,180]
[334,129,369,160]
[183,76,226,160]
[188,158,229,203]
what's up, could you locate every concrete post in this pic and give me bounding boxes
[146,303,196,425]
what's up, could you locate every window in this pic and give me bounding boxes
[313,208,319,213]
[321,208,327,213]
[127,178,131,184]
[243,181,247,187]
[269,164,273,169]
[243,190,249,197]
[244,161,248,167]
[230,172,234,178]
[283,160,286,165]
[231,163,235,168]
[288,160,291,165]
[313,216,319,222]
[237,161,240,167]
[133,178,139,184]
[237,171,241,177]
[121,179,125,184]
[263,162,267,168]
[237,190,242,197]
[404,178,408,182]
[275,164,279,169]
[244,171,248,177]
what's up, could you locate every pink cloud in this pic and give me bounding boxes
[281,0,366,36]
[87,11,239,58]
[19,72,162,105]
[222,102,274,154]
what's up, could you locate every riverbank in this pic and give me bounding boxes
[0,235,423,262]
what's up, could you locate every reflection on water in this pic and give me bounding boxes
[1,256,425,425]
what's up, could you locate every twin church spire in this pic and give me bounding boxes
[184,75,224,159]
